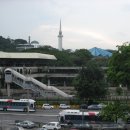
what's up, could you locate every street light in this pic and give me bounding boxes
[81,108,84,127]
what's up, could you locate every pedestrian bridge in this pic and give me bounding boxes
[4,68,73,98]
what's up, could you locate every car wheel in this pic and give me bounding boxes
[23,108,27,112]
[68,121,73,126]
[54,128,57,130]
[3,108,7,111]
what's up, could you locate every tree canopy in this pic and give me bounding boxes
[101,101,130,123]
[72,49,92,66]
[73,62,108,99]
[0,35,111,67]
[14,39,27,45]
[107,43,130,88]
[23,46,93,67]
[0,36,16,51]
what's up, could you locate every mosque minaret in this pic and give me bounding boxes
[58,20,63,51]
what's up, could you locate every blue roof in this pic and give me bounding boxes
[89,47,112,57]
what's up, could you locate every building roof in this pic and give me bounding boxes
[31,40,39,44]
[0,51,57,60]
[89,47,112,57]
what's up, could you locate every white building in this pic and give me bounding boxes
[16,40,40,51]
[31,40,40,48]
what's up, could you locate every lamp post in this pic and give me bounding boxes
[23,66,30,113]
[81,108,84,127]
[27,89,29,113]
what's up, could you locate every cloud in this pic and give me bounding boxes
[30,24,117,50]
[64,27,115,44]
[0,0,130,50]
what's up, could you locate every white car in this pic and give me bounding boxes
[42,122,61,130]
[59,104,70,109]
[42,104,54,109]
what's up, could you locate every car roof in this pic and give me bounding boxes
[49,122,59,123]
[23,120,34,123]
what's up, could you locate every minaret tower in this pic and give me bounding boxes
[28,36,31,44]
[58,20,63,51]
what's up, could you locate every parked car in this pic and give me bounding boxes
[97,103,106,109]
[42,122,61,130]
[59,104,70,109]
[16,120,36,129]
[88,104,102,110]
[87,103,106,110]
[42,104,54,109]
[87,104,102,110]
[80,104,88,109]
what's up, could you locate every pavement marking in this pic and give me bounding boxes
[0,112,58,117]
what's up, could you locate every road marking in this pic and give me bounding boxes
[0,112,58,117]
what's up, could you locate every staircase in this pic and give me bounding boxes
[4,68,73,98]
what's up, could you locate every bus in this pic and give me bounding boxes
[58,109,101,126]
[0,99,36,112]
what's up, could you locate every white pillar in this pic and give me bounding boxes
[48,79,50,86]
[64,81,66,86]
[58,36,63,51]
[7,83,10,97]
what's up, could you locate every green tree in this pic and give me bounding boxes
[73,49,92,66]
[24,46,74,66]
[107,43,130,88]
[73,62,108,99]
[116,87,123,96]
[0,89,3,97]
[101,101,130,123]
[14,39,27,45]
[0,36,16,51]
[91,57,109,67]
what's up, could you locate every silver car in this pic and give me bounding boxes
[16,120,36,128]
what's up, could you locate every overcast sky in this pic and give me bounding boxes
[0,0,130,50]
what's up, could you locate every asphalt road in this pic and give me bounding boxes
[1,109,130,130]
[0,109,61,130]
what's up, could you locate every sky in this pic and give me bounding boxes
[0,0,130,50]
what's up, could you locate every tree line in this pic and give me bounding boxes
[0,36,110,67]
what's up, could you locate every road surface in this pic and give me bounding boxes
[0,109,61,130]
